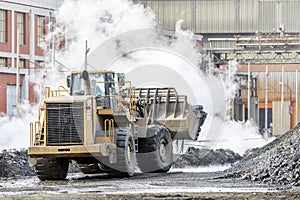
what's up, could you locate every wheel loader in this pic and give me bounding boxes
[28,70,207,180]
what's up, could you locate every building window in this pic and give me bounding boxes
[0,57,7,67]
[19,59,25,68]
[17,12,25,45]
[0,9,7,43]
[37,15,45,47]
[36,60,45,68]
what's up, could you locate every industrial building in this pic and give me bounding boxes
[0,0,62,116]
[134,0,300,135]
[0,0,300,136]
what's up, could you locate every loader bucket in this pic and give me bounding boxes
[132,88,207,140]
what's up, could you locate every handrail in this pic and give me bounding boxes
[44,86,51,99]
[35,122,41,145]
[58,86,70,96]
[104,119,114,143]
[110,119,114,143]
[30,122,33,146]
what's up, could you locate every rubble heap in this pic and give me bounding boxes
[173,147,242,168]
[226,123,300,186]
[0,149,35,178]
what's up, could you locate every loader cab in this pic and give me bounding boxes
[67,70,123,109]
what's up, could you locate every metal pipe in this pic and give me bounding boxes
[265,65,268,136]
[208,51,212,74]
[16,28,20,117]
[280,66,284,135]
[247,62,251,121]
[289,86,292,129]
[296,70,298,124]
[50,12,55,72]
[11,10,15,68]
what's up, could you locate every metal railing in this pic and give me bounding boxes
[104,119,115,143]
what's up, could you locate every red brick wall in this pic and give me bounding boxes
[28,82,36,103]
[0,11,58,114]
[0,73,24,114]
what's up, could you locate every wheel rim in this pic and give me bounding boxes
[159,138,167,162]
[127,142,132,165]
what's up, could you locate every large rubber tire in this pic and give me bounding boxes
[35,157,69,181]
[137,125,173,173]
[101,128,136,177]
[78,163,102,174]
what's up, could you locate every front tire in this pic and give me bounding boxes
[35,157,69,181]
[137,125,173,173]
[101,128,136,177]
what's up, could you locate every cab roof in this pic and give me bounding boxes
[71,70,114,75]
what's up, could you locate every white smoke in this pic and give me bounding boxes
[213,120,275,155]
[0,103,36,150]
[0,0,156,149]
[172,23,275,155]
[54,0,156,69]
[0,0,275,155]
[211,61,275,155]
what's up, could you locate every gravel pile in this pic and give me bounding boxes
[0,149,35,178]
[0,146,243,178]
[3,121,299,185]
[225,123,300,186]
[173,147,242,168]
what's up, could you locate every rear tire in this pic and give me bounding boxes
[78,163,102,174]
[35,157,69,181]
[137,125,173,173]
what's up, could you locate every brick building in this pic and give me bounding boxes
[0,0,62,116]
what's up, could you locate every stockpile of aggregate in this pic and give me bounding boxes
[0,149,35,178]
[173,147,242,168]
[225,123,300,186]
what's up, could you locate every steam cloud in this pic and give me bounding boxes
[0,0,274,155]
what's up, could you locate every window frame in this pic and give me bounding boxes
[0,57,8,67]
[19,59,25,69]
[36,60,45,68]
[37,15,45,48]
[0,9,7,43]
[17,12,25,45]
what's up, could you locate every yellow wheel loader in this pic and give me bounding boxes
[28,70,206,180]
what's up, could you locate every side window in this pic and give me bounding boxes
[91,74,105,96]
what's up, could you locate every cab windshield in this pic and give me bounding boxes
[70,72,115,96]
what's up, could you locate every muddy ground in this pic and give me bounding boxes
[0,170,300,200]
[2,124,300,199]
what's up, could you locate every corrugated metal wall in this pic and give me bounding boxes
[272,101,290,136]
[239,71,300,129]
[196,0,236,33]
[257,72,299,101]
[134,0,300,33]
[239,71,300,102]
[259,0,300,32]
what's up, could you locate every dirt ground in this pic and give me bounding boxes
[3,192,300,200]
[2,124,300,199]
[0,171,300,200]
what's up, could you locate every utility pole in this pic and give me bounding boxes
[247,62,251,121]
[296,70,298,124]
[280,66,284,135]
